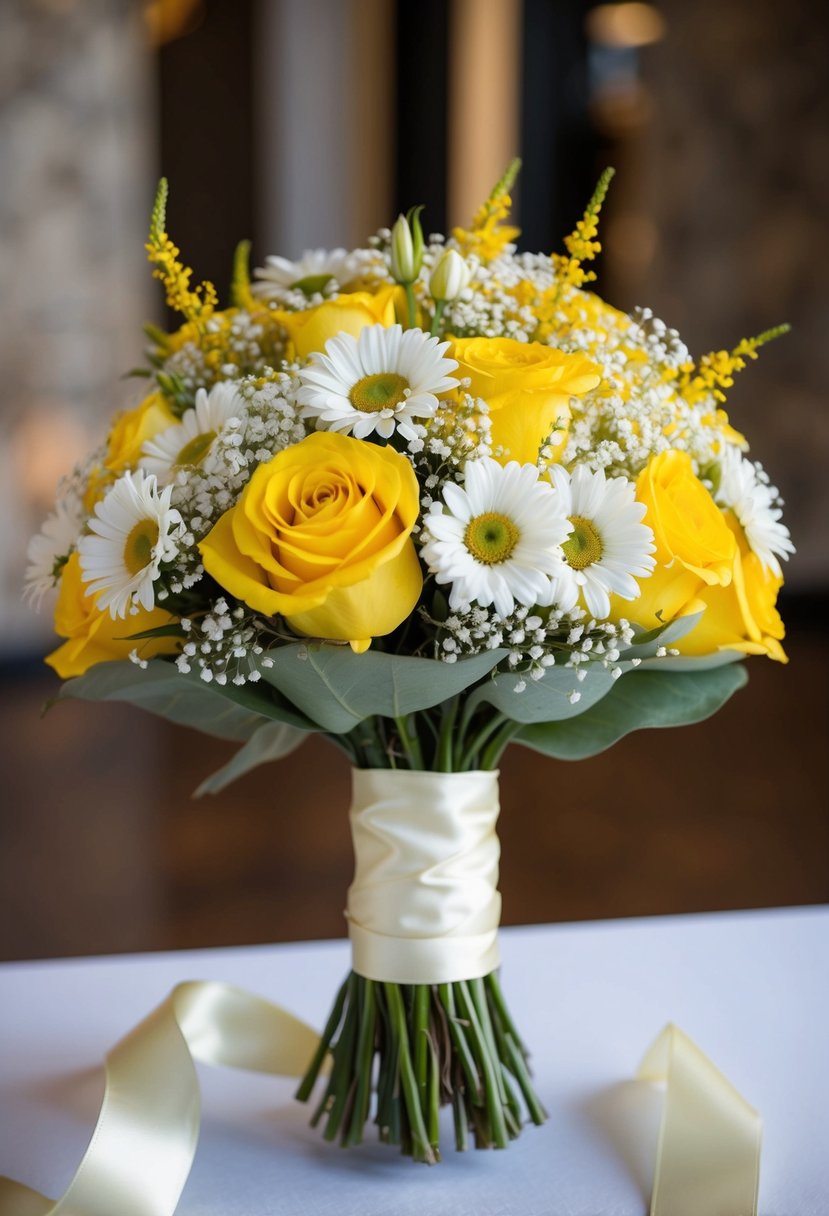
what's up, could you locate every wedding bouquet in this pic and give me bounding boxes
[27,162,791,1163]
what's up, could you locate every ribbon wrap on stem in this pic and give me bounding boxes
[346,768,502,984]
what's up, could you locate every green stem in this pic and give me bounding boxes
[429,299,447,338]
[295,973,349,1101]
[456,981,509,1148]
[437,983,482,1104]
[394,714,424,770]
[426,1033,441,1156]
[404,283,417,329]
[436,697,459,772]
[344,979,376,1145]
[484,971,528,1056]
[480,718,521,770]
[413,985,430,1109]
[384,983,436,1163]
[458,712,508,771]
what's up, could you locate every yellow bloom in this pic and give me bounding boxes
[45,553,179,679]
[612,450,736,632]
[638,450,735,586]
[105,392,178,472]
[450,336,600,465]
[672,513,787,662]
[199,431,422,653]
[277,286,400,360]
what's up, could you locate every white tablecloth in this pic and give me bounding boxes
[1,908,827,1215]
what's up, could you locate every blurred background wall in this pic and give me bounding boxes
[1,0,826,960]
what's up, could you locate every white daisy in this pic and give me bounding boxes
[421,458,571,617]
[24,494,86,607]
[251,248,363,298]
[715,446,794,577]
[140,382,241,482]
[78,470,183,618]
[297,324,459,442]
[545,464,656,620]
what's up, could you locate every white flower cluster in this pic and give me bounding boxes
[435,601,638,689]
[171,598,274,685]
[160,310,285,396]
[160,373,307,589]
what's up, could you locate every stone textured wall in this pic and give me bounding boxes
[604,0,828,589]
[0,0,154,648]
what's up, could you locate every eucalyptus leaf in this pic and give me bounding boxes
[622,612,704,660]
[515,664,748,761]
[465,662,616,724]
[258,645,510,733]
[60,659,316,741]
[195,721,307,796]
[630,649,744,673]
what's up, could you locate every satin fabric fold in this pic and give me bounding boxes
[0,981,323,1216]
[346,768,502,983]
[639,1023,762,1216]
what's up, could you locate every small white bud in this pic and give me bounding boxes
[429,249,471,302]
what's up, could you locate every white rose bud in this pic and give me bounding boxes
[429,249,471,302]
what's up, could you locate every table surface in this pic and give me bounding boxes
[1,908,827,1216]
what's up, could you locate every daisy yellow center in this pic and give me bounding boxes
[562,515,603,570]
[464,512,519,565]
[124,519,159,576]
[175,430,216,467]
[349,372,409,413]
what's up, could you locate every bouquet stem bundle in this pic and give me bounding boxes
[297,971,546,1163]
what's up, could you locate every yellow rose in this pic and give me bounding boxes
[105,392,177,472]
[45,553,179,679]
[612,450,737,631]
[199,431,423,653]
[278,286,401,359]
[450,336,600,465]
[673,513,787,662]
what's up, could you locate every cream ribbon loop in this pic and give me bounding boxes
[638,1023,762,1216]
[346,768,502,984]
[0,982,323,1216]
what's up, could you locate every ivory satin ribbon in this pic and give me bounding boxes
[347,768,502,984]
[639,1023,762,1216]
[0,981,323,1216]
[0,985,761,1216]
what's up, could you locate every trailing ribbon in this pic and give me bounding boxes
[639,1023,762,1216]
[347,768,502,984]
[0,992,761,1215]
[0,981,323,1216]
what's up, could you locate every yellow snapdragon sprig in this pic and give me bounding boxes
[675,323,791,405]
[230,239,255,312]
[452,157,522,263]
[145,178,218,323]
[551,166,615,292]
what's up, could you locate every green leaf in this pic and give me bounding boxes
[622,612,704,658]
[631,649,744,673]
[258,645,509,733]
[465,663,616,724]
[515,664,748,761]
[60,660,315,742]
[195,721,307,796]
[114,623,186,641]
